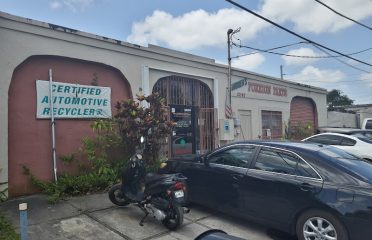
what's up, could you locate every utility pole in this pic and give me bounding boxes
[226,28,240,119]
[227,29,233,118]
[280,65,284,79]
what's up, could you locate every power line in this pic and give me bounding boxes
[232,41,372,75]
[233,42,372,61]
[225,0,372,67]
[313,0,372,31]
[311,43,371,73]
[231,41,305,58]
[347,47,372,56]
[233,42,334,58]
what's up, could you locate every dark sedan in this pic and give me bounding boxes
[160,141,372,240]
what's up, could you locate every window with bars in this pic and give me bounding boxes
[261,111,282,139]
[152,75,213,108]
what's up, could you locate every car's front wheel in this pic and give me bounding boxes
[296,209,348,240]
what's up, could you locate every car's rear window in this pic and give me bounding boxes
[351,134,372,143]
[366,120,372,129]
[356,136,372,144]
[319,147,372,184]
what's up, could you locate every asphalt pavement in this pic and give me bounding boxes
[0,193,296,240]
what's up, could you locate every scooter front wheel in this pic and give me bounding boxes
[108,184,130,206]
[162,203,183,230]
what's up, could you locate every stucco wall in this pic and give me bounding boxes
[7,56,131,196]
[0,12,327,196]
[327,111,358,128]
[231,74,327,139]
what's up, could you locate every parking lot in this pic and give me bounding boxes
[0,193,296,240]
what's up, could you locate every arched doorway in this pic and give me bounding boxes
[8,55,131,196]
[290,96,317,139]
[153,75,215,156]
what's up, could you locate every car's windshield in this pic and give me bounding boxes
[319,147,372,184]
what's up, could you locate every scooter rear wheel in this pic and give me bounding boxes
[162,203,183,230]
[108,184,130,206]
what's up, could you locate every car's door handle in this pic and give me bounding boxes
[300,183,315,191]
[232,174,244,181]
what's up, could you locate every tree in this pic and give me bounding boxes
[327,89,354,111]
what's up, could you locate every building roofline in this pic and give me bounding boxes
[0,10,326,94]
[345,104,372,109]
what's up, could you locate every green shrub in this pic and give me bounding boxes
[0,214,19,240]
[22,93,172,203]
[23,118,126,203]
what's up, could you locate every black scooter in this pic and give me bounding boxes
[108,137,189,230]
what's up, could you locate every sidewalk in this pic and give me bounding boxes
[0,193,294,240]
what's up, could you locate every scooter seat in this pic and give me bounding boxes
[145,173,174,183]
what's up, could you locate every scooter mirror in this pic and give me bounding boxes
[140,136,144,143]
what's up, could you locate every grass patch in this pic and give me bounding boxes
[0,214,19,240]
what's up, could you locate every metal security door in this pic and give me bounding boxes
[170,105,196,156]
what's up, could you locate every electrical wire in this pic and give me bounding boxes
[233,42,372,61]
[232,39,306,58]
[225,0,372,67]
[311,43,371,73]
[313,0,372,31]
[233,42,333,58]
[232,41,305,58]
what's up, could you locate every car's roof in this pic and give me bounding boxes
[318,127,372,134]
[304,132,361,141]
[227,140,326,152]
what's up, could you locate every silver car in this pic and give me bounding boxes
[303,132,372,161]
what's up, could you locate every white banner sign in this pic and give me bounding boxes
[36,80,112,119]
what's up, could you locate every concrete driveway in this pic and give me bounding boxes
[0,193,297,240]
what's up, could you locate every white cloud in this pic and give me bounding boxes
[50,1,62,10]
[360,73,372,87]
[287,66,345,86]
[49,0,96,12]
[127,9,268,50]
[231,54,265,71]
[127,0,372,51]
[261,0,372,33]
[282,47,324,66]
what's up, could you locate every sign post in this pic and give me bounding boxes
[19,203,28,240]
[49,69,57,182]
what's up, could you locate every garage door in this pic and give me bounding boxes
[290,97,317,139]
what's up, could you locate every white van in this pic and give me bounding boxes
[362,118,372,129]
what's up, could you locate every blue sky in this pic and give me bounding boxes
[1,0,372,104]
